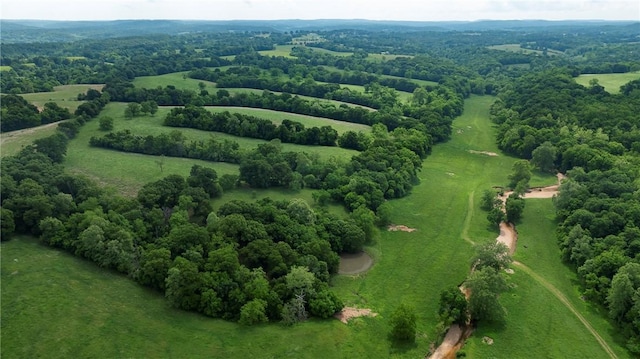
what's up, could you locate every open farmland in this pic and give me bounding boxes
[574,71,640,94]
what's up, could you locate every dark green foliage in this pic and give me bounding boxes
[0,94,40,132]
[472,242,512,272]
[480,189,501,211]
[389,304,417,342]
[98,116,114,131]
[438,287,468,326]
[0,208,16,241]
[505,194,525,223]
[465,267,508,323]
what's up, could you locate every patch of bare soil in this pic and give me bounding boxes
[334,307,378,324]
[482,336,494,345]
[428,324,474,359]
[388,224,417,232]
[496,222,517,255]
[468,150,499,156]
[338,252,373,275]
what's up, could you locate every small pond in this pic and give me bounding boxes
[338,251,373,275]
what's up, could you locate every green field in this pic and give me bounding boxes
[1,95,629,358]
[18,84,104,112]
[464,199,631,358]
[258,44,298,58]
[488,44,564,56]
[0,65,12,71]
[575,71,640,94]
[1,122,60,157]
[133,72,217,91]
[62,103,359,196]
[207,106,371,134]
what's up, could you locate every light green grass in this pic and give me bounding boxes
[18,84,104,112]
[575,71,640,94]
[207,106,371,134]
[0,65,12,71]
[133,72,216,91]
[222,87,377,110]
[464,199,632,358]
[2,96,629,358]
[366,53,414,62]
[306,46,353,57]
[66,56,87,61]
[488,44,564,56]
[63,103,358,196]
[258,45,297,58]
[1,122,60,157]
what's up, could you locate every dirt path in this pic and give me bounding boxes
[431,175,618,359]
[513,261,618,359]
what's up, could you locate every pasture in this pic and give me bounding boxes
[206,106,371,134]
[488,44,564,56]
[1,122,60,157]
[132,71,217,91]
[19,84,104,112]
[575,71,640,94]
[63,102,359,196]
[1,95,628,358]
[464,199,631,358]
[0,65,12,71]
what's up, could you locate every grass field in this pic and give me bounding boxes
[18,84,104,112]
[464,199,631,358]
[1,95,630,358]
[63,103,359,196]
[0,65,12,71]
[207,106,371,134]
[133,72,217,91]
[488,44,564,56]
[575,71,640,94]
[258,45,297,58]
[1,122,60,157]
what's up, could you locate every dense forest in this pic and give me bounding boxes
[1,19,640,356]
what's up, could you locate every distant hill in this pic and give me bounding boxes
[1,19,638,43]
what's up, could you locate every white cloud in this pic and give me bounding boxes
[1,0,638,21]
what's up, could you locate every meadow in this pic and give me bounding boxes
[62,102,360,196]
[1,95,629,358]
[574,71,640,94]
[464,199,631,358]
[487,44,564,56]
[19,84,104,112]
[1,122,59,157]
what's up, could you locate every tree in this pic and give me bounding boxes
[472,241,512,271]
[33,133,68,163]
[465,267,508,323]
[0,208,16,241]
[124,102,142,119]
[99,116,114,131]
[239,299,269,325]
[438,287,468,326]
[508,160,532,189]
[480,189,501,211]
[531,141,557,173]
[141,100,158,116]
[389,303,417,342]
[487,207,505,227]
[505,194,525,223]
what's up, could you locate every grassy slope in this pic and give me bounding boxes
[18,84,104,112]
[63,103,358,196]
[1,122,59,157]
[2,96,627,358]
[206,106,371,134]
[464,199,631,358]
[574,71,640,94]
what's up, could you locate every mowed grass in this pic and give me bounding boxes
[259,44,297,58]
[63,103,359,196]
[464,199,632,358]
[575,71,640,94]
[133,71,217,91]
[1,236,359,359]
[488,44,564,56]
[18,84,104,112]
[1,122,59,157]
[207,106,371,134]
[2,96,626,358]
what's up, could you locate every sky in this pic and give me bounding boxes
[1,0,639,22]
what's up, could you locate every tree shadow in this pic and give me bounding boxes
[387,337,418,355]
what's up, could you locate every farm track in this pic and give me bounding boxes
[513,261,618,359]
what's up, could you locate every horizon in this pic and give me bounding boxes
[2,0,639,22]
